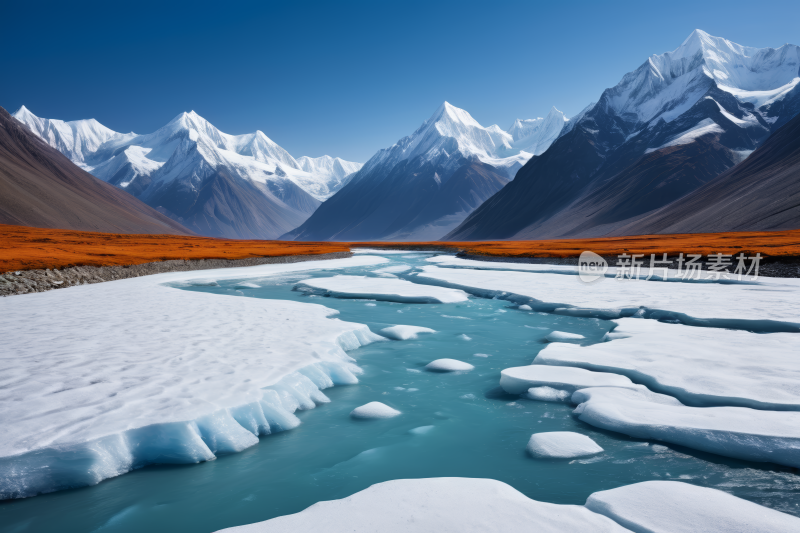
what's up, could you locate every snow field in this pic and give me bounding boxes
[0,256,388,498]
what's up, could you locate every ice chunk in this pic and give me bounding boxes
[350,402,402,419]
[295,275,469,304]
[527,432,604,459]
[500,365,634,395]
[380,325,436,340]
[538,318,800,410]
[409,425,434,435]
[518,304,532,311]
[233,282,260,289]
[545,331,585,342]
[425,359,475,372]
[586,480,800,533]
[216,477,631,532]
[526,386,572,402]
[458,334,472,341]
[573,387,800,468]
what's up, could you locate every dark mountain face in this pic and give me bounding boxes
[611,111,800,235]
[0,106,192,236]
[445,32,800,241]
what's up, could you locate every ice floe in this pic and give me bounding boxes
[373,264,412,274]
[500,365,634,395]
[538,318,800,410]
[526,386,572,402]
[586,480,800,533]
[380,325,436,340]
[216,477,631,532]
[0,255,387,498]
[295,275,469,303]
[425,359,475,372]
[350,402,402,419]
[527,432,604,459]
[545,331,586,342]
[417,263,800,329]
[572,387,800,468]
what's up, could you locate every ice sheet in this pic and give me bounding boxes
[418,262,800,328]
[296,275,469,303]
[216,478,631,532]
[0,256,387,498]
[501,365,634,395]
[572,387,800,468]
[537,318,800,410]
[586,480,800,533]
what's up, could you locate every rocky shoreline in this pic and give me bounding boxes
[0,252,353,297]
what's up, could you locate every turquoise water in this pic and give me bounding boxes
[2,253,798,532]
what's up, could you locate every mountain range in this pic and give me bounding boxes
[282,102,571,240]
[446,30,800,240]
[12,107,363,239]
[0,106,191,235]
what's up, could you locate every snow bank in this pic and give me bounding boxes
[425,359,475,372]
[417,263,800,329]
[538,318,800,410]
[0,256,388,499]
[545,331,585,342]
[216,477,630,532]
[500,365,634,395]
[572,387,800,468]
[586,480,800,533]
[380,325,436,340]
[350,402,402,419]
[527,432,604,459]
[295,275,469,303]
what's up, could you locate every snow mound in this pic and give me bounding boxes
[216,477,630,532]
[572,387,800,468]
[586,480,800,533]
[295,275,469,303]
[538,318,800,410]
[500,365,634,395]
[545,331,585,342]
[425,359,475,372]
[526,386,572,402]
[0,256,387,499]
[380,325,436,340]
[527,432,604,459]
[350,402,402,419]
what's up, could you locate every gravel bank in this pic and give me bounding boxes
[0,252,353,297]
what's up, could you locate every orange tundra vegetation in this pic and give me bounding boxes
[2,223,800,272]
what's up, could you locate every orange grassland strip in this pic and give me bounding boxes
[3,224,800,272]
[352,229,800,259]
[0,224,350,272]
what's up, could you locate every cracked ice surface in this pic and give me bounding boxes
[0,256,387,498]
[295,275,469,303]
[537,318,800,410]
[417,262,800,327]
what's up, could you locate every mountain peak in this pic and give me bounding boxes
[428,101,482,129]
[12,105,38,122]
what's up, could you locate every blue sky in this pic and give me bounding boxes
[2,0,798,162]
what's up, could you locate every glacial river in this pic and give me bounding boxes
[1,252,798,532]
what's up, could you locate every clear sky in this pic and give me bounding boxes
[2,0,798,162]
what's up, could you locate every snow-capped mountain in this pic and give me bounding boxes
[296,155,363,197]
[283,101,568,241]
[13,108,362,238]
[505,106,569,156]
[447,30,800,241]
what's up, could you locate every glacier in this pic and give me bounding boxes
[0,255,388,499]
